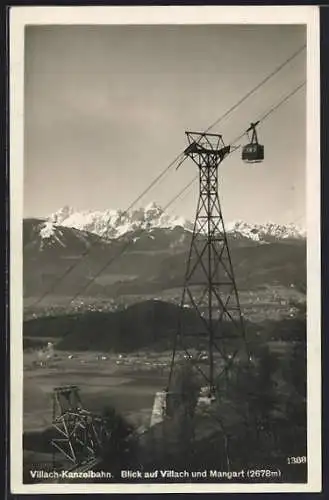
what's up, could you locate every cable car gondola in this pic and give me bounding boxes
[242,121,264,163]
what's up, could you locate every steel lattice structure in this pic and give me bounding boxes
[168,132,250,403]
[51,385,110,470]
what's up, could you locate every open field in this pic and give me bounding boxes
[24,350,171,433]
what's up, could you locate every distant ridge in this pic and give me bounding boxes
[40,203,306,242]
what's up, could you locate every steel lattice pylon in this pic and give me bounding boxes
[51,385,111,470]
[168,131,250,405]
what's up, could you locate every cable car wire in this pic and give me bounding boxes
[230,80,306,146]
[171,81,306,211]
[26,178,198,318]
[203,44,306,134]
[25,79,306,328]
[25,46,306,311]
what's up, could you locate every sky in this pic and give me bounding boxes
[24,24,306,226]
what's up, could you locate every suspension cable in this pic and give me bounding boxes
[171,81,306,213]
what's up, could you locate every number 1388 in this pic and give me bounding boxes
[287,456,307,465]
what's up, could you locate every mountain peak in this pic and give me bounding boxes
[225,220,306,241]
[144,201,163,212]
[48,203,193,238]
[49,205,75,225]
[39,221,56,239]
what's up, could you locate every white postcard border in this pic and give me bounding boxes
[9,5,321,494]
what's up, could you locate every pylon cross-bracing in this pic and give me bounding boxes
[168,132,249,404]
[51,385,110,470]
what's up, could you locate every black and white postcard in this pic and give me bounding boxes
[9,5,321,494]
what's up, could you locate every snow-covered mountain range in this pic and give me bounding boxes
[23,205,306,303]
[48,202,193,239]
[45,203,306,242]
[225,220,306,241]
